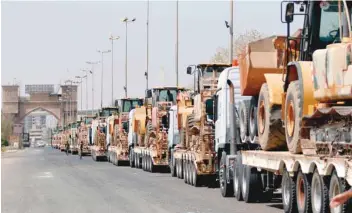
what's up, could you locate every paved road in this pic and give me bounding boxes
[2,147,284,213]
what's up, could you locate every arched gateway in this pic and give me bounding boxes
[2,84,78,131]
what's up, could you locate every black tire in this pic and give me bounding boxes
[220,153,234,197]
[311,169,329,213]
[239,100,250,143]
[176,159,180,178]
[234,154,243,201]
[329,170,352,213]
[241,165,262,203]
[192,162,201,187]
[285,80,303,154]
[142,153,146,171]
[170,150,176,177]
[257,83,287,151]
[248,96,258,143]
[296,170,312,213]
[150,156,156,173]
[129,148,135,168]
[282,169,298,213]
[183,159,187,183]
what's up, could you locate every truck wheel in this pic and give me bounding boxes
[107,151,110,163]
[135,153,139,168]
[192,162,201,187]
[183,159,188,183]
[239,100,250,143]
[311,169,329,213]
[285,80,303,154]
[248,97,258,143]
[170,150,176,177]
[242,165,262,203]
[234,154,243,201]
[329,170,352,213]
[129,149,135,168]
[176,159,179,178]
[142,154,146,171]
[257,83,286,151]
[220,154,234,197]
[282,169,298,213]
[296,170,312,213]
[147,155,151,172]
[150,156,156,173]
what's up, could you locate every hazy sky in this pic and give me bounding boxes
[2,0,303,110]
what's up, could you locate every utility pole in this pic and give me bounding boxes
[145,0,150,90]
[122,17,136,98]
[225,0,234,64]
[86,61,99,115]
[230,0,234,63]
[97,50,111,108]
[175,0,179,87]
[109,34,120,106]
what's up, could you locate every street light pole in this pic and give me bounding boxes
[97,50,111,108]
[75,75,87,116]
[122,17,136,98]
[146,0,150,90]
[225,0,234,63]
[175,0,179,87]
[109,34,120,106]
[230,0,234,63]
[86,61,100,115]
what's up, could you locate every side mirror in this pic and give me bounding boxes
[285,3,294,23]
[186,66,192,75]
[213,95,218,122]
[205,99,213,115]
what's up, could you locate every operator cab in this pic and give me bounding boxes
[283,0,352,62]
[145,87,185,107]
[186,64,231,94]
[115,98,144,113]
[98,107,119,118]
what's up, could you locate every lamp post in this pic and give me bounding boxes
[97,49,111,108]
[225,0,234,63]
[75,75,87,116]
[109,34,120,105]
[145,0,150,90]
[121,17,136,98]
[86,61,100,115]
[175,0,179,87]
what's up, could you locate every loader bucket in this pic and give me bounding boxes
[239,35,286,96]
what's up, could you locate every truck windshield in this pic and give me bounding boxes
[85,118,93,124]
[100,108,118,117]
[122,100,143,112]
[201,66,229,78]
[157,89,178,103]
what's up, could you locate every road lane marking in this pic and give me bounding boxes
[34,172,53,178]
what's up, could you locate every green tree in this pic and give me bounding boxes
[210,29,264,63]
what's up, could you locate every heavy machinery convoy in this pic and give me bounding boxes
[91,107,119,161]
[214,1,352,213]
[51,1,352,212]
[129,86,185,172]
[107,98,143,166]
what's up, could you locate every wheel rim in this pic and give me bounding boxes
[219,166,225,190]
[258,101,265,134]
[283,175,290,206]
[312,175,322,213]
[297,176,305,209]
[286,100,295,137]
[331,179,341,213]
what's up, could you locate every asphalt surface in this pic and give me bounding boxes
[2,147,284,213]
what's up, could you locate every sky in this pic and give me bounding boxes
[1,0,303,111]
